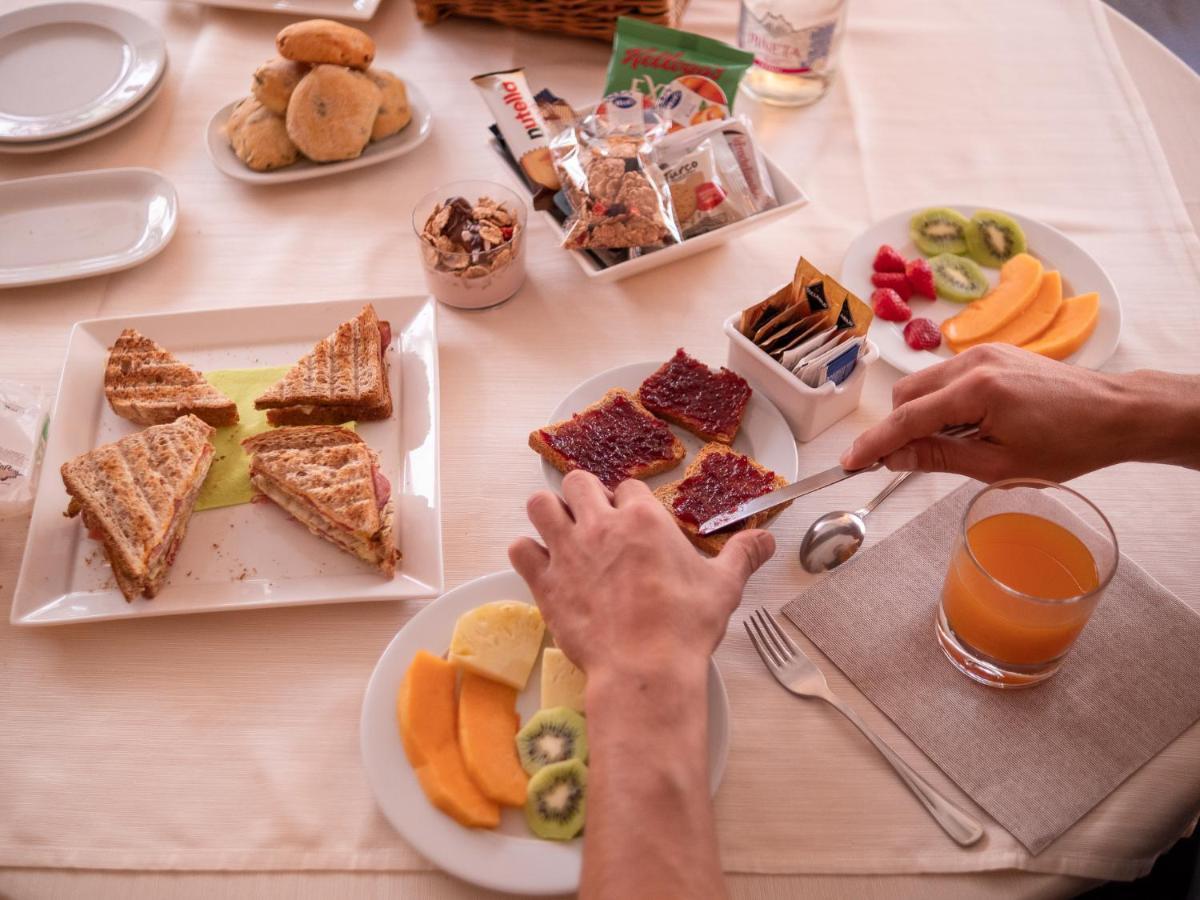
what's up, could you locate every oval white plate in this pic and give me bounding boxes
[206,80,433,185]
[840,205,1122,376]
[360,569,732,896]
[0,167,177,288]
[0,57,166,155]
[541,360,800,493]
[0,3,165,142]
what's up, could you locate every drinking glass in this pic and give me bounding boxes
[936,479,1118,689]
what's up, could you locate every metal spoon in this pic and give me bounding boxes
[798,471,914,573]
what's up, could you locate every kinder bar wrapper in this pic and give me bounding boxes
[472,68,560,192]
[604,17,754,134]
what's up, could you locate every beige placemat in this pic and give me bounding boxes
[783,482,1200,855]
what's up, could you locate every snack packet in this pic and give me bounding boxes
[604,17,754,133]
[472,68,560,192]
[0,381,48,517]
[550,95,681,251]
[534,88,577,140]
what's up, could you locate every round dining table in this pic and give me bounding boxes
[1,0,1198,897]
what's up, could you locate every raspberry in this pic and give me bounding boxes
[903,317,942,350]
[873,244,906,274]
[905,258,937,300]
[871,288,912,322]
[591,201,607,216]
[871,272,913,301]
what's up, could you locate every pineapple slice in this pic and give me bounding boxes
[449,601,545,690]
[540,647,587,713]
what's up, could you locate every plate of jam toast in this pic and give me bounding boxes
[529,349,799,553]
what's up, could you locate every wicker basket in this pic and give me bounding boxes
[414,0,691,42]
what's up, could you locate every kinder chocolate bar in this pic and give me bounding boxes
[472,68,560,192]
[604,17,754,133]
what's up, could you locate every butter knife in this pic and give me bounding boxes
[698,424,981,536]
[697,461,881,535]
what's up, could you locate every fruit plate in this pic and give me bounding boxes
[840,205,1122,376]
[539,359,800,493]
[359,569,732,896]
[205,80,432,185]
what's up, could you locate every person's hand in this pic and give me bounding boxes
[508,470,775,680]
[839,344,1135,483]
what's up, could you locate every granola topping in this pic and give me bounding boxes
[420,195,521,278]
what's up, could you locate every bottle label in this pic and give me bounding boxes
[738,8,837,75]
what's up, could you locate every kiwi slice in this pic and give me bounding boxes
[517,707,588,775]
[929,253,988,302]
[909,208,970,256]
[525,758,587,840]
[965,210,1027,268]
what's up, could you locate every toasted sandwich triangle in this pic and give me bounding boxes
[104,329,237,427]
[248,442,382,536]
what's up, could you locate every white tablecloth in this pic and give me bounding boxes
[2,0,1199,897]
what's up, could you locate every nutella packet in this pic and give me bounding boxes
[472,68,560,192]
[604,17,753,133]
[551,95,681,252]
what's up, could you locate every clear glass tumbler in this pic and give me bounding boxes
[412,180,527,311]
[936,479,1118,689]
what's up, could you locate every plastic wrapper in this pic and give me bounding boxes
[550,92,681,252]
[0,381,49,517]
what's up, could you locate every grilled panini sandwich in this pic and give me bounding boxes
[104,329,238,427]
[253,304,393,426]
[61,415,216,601]
[242,426,397,576]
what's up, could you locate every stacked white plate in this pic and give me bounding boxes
[0,3,167,155]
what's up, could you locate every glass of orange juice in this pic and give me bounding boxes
[937,479,1118,689]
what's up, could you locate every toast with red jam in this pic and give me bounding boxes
[637,349,751,444]
[654,443,788,555]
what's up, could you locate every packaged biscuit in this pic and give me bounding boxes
[604,17,754,133]
[534,88,577,139]
[472,68,560,192]
[550,96,681,251]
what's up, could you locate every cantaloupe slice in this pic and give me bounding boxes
[415,746,502,829]
[397,650,500,829]
[458,672,528,807]
[1021,292,1100,360]
[940,253,1044,347]
[950,270,1062,353]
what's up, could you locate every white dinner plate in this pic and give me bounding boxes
[360,568,731,896]
[0,167,177,288]
[840,205,1122,376]
[185,0,381,22]
[11,296,443,626]
[0,3,165,142]
[0,57,166,155]
[540,359,800,495]
[206,80,433,185]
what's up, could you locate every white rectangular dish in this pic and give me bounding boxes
[173,0,382,21]
[12,296,443,626]
[724,311,878,443]
[539,152,807,283]
[0,168,177,288]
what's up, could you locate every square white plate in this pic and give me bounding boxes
[539,151,807,283]
[174,0,382,22]
[12,296,443,626]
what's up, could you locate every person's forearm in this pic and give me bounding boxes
[581,656,726,900]
[1113,371,1200,470]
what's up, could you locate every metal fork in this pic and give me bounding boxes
[745,608,984,846]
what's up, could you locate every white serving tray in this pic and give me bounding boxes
[206,80,432,185]
[0,167,177,288]
[12,295,443,626]
[541,151,807,283]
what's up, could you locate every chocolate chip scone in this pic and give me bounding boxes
[252,57,308,115]
[366,69,411,141]
[285,64,381,162]
[276,19,375,69]
[225,97,300,172]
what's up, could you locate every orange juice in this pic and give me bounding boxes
[941,512,1100,665]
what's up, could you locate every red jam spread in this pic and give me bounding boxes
[638,349,751,437]
[540,393,677,489]
[672,451,778,528]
